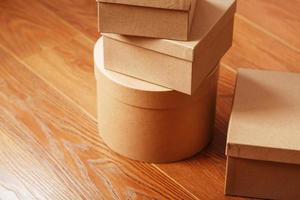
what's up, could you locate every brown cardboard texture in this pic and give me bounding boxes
[94,37,219,163]
[225,69,300,199]
[226,157,300,200]
[103,0,236,95]
[98,0,195,10]
[97,0,197,40]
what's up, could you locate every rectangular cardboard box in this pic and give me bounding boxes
[103,0,236,95]
[97,0,197,40]
[225,69,300,200]
[226,157,300,200]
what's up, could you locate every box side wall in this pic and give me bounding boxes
[103,36,193,94]
[191,15,234,94]
[96,68,218,163]
[98,0,193,11]
[225,157,300,200]
[99,3,189,40]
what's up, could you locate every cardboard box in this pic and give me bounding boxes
[94,37,219,163]
[102,0,236,95]
[225,69,300,199]
[97,0,197,40]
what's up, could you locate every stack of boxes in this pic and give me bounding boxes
[94,0,300,199]
[95,0,236,163]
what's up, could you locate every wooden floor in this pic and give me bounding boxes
[0,0,299,199]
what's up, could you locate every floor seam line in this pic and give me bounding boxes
[236,13,300,54]
[151,164,200,200]
[0,43,96,121]
[0,39,199,200]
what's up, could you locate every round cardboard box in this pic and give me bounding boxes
[94,37,219,163]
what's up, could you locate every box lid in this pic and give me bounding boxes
[94,38,169,93]
[226,69,300,165]
[97,0,195,11]
[94,37,218,109]
[103,0,236,62]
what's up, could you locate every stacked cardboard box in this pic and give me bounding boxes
[225,69,300,199]
[95,0,236,163]
[94,0,300,198]
[98,0,197,40]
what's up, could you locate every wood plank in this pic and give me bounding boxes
[24,35,97,117]
[222,15,300,72]
[0,46,197,199]
[237,0,300,51]
[215,65,236,136]
[0,0,79,59]
[39,0,99,40]
[3,0,296,199]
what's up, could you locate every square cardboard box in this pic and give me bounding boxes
[225,69,300,200]
[103,0,236,95]
[97,0,197,40]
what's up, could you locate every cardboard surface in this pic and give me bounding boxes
[103,0,236,94]
[97,0,195,11]
[103,0,236,61]
[226,69,300,165]
[94,38,219,163]
[98,0,197,40]
[225,157,300,199]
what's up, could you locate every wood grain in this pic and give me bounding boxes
[222,15,300,73]
[39,0,98,40]
[215,64,236,137]
[0,0,299,199]
[24,35,97,117]
[0,0,78,59]
[237,0,300,51]
[0,46,197,199]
